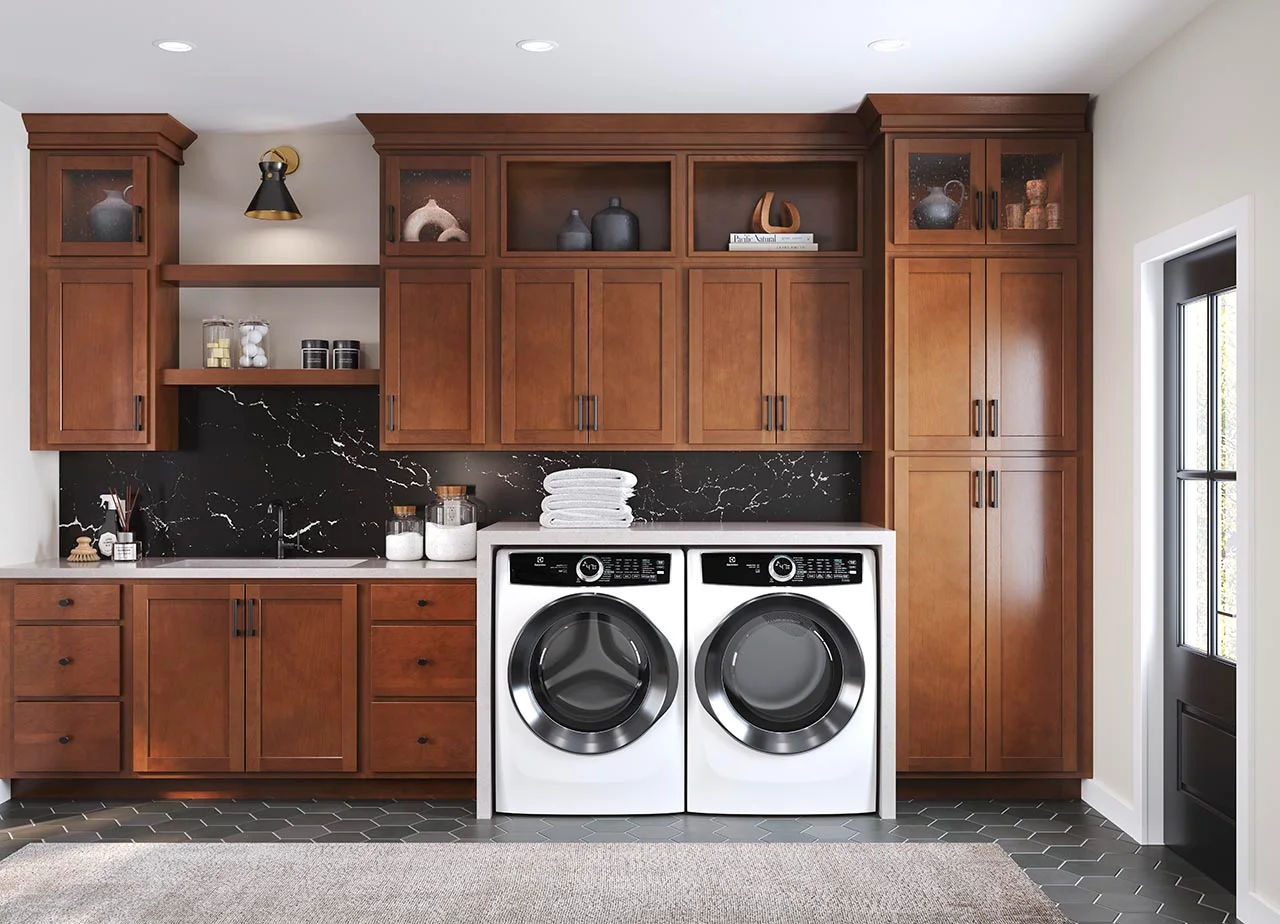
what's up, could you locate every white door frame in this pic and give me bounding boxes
[1130,196,1257,912]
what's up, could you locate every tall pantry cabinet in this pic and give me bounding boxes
[860,95,1092,793]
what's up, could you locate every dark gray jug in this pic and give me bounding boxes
[556,209,592,251]
[591,197,639,251]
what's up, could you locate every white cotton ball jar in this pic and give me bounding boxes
[236,318,270,369]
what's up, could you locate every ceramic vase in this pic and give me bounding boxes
[591,197,639,251]
[556,209,592,251]
[88,187,134,243]
[911,180,965,230]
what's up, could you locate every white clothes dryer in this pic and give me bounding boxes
[494,548,684,815]
[686,548,878,815]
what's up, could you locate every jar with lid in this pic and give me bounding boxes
[425,485,479,561]
[237,318,271,369]
[385,505,424,561]
[202,318,234,368]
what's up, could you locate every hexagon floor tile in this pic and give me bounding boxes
[0,797,1238,922]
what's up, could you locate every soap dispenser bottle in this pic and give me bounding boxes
[97,494,118,558]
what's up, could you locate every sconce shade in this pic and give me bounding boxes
[245,147,301,220]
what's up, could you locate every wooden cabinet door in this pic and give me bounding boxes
[500,269,589,444]
[383,155,485,257]
[893,259,985,452]
[383,268,485,447]
[894,457,986,772]
[587,268,678,445]
[892,138,988,246]
[42,268,149,447]
[985,259,1078,451]
[776,269,863,445]
[985,138,1078,245]
[689,269,776,445]
[986,457,1079,772]
[43,154,150,258]
[245,583,358,773]
[132,584,244,773]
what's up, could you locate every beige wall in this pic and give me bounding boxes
[1093,0,1279,908]
[179,132,380,369]
[0,103,57,566]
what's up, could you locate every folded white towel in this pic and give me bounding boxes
[540,510,635,529]
[543,468,638,493]
[541,496,634,515]
[542,487,634,503]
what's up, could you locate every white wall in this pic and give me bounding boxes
[179,132,380,369]
[1092,0,1279,911]
[0,103,57,566]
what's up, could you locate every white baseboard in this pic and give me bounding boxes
[1081,778,1143,843]
[1241,891,1280,924]
[0,779,10,805]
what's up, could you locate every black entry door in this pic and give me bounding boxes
[1163,237,1237,891]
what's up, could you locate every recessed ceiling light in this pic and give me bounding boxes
[867,38,910,53]
[517,39,558,53]
[153,40,195,53]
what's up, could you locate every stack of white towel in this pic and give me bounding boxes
[539,468,637,529]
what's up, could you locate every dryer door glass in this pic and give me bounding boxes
[696,594,865,754]
[510,595,677,755]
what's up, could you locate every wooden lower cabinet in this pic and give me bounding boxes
[370,702,476,774]
[894,455,1080,775]
[14,702,121,773]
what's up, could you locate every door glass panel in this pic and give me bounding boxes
[997,150,1066,232]
[531,615,648,732]
[906,152,973,232]
[1182,297,1210,470]
[396,166,474,244]
[61,169,137,243]
[721,610,841,732]
[1181,479,1210,653]
[1217,290,1237,471]
[1216,481,1237,663]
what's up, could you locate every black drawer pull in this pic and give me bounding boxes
[58,657,72,666]
[58,736,71,745]
[417,736,429,745]
[417,657,430,666]
[57,598,72,607]
[417,599,428,607]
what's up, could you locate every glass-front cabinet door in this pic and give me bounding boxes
[986,138,1078,245]
[892,139,987,245]
[44,155,150,257]
[383,155,485,257]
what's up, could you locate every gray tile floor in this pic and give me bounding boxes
[0,797,1236,923]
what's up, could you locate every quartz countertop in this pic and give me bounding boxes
[476,521,893,547]
[0,558,477,581]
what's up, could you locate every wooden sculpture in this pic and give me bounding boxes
[750,191,802,233]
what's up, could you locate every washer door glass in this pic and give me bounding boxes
[696,593,864,754]
[510,594,677,754]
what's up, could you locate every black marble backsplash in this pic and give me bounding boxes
[58,387,860,558]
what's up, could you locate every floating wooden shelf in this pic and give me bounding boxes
[159,264,380,288]
[160,368,380,386]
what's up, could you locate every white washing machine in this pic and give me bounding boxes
[686,549,878,815]
[494,548,684,815]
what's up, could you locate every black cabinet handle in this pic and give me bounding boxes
[134,395,144,431]
[975,190,983,231]
[778,395,787,432]
[417,736,429,744]
[58,657,71,666]
[387,204,396,243]
[764,395,773,432]
[973,399,981,438]
[417,599,428,608]
[974,470,983,508]
[133,205,144,244]
[417,657,430,666]
[58,736,71,745]
[989,399,999,438]
[989,470,999,509]
[576,394,584,432]
[232,598,241,638]
[248,598,258,637]
[991,190,999,233]
[387,394,396,432]
[57,598,72,608]
[592,394,599,432]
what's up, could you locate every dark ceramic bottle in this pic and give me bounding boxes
[88,186,135,242]
[556,209,592,251]
[591,197,639,251]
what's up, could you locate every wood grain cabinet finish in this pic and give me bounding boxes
[41,154,151,259]
[368,582,477,622]
[371,626,476,698]
[14,702,121,773]
[370,701,476,774]
[13,625,121,697]
[382,268,485,448]
[13,583,120,621]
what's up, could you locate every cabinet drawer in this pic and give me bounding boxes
[14,626,121,697]
[371,626,476,698]
[14,584,120,621]
[14,702,121,772]
[369,702,475,773]
[369,582,475,622]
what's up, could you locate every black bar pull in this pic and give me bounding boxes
[989,470,999,509]
[232,598,241,637]
[133,205,144,244]
[975,190,983,231]
[991,190,999,234]
[387,204,396,243]
[764,395,773,432]
[989,398,999,438]
[973,399,981,438]
[974,470,983,508]
[778,395,787,432]
[576,395,584,432]
[248,598,258,637]
[592,394,599,432]
[134,395,144,431]
[387,394,396,432]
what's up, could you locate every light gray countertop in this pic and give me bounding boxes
[0,558,477,580]
[477,521,895,546]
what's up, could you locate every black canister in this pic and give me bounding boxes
[333,340,361,369]
[591,197,639,251]
[301,339,330,369]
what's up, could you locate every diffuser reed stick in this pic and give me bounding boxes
[111,486,139,533]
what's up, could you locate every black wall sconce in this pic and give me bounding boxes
[245,146,301,220]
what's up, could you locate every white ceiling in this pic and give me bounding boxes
[0,0,1214,132]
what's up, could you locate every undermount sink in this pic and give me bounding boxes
[150,557,368,569]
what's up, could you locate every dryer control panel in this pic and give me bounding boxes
[701,552,865,586]
[509,552,672,587]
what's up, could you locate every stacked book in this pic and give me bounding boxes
[728,232,817,251]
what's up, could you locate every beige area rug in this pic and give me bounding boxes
[0,842,1068,924]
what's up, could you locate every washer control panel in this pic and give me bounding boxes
[701,551,865,586]
[510,552,671,586]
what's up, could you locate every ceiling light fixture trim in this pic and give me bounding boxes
[153,40,196,53]
[516,39,559,53]
[867,38,910,52]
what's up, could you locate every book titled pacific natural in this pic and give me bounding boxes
[727,232,818,251]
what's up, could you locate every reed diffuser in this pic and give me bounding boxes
[110,486,140,562]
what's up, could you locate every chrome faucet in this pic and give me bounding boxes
[266,500,301,560]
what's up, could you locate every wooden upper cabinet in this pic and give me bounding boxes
[501,269,589,445]
[689,270,776,445]
[776,269,863,445]
[893,259,985,452]
[894,456,987,772]
[588,269,678,445]
[42,155,151,258]
[382,155,485,257]
[986,259,1078,451]
[132,584,245,774]
[245,584,358,773]
[985,138,1078,245]
[383,268,485,447]
[892,138,987,246]
[985,457,1079,772]
[40,267,150,448]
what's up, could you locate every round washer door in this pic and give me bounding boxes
[695,593,864,754]
[509,594,677,755]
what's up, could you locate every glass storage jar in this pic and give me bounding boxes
[237,318,271,368]
[425,485,479,561]
[385,505,424,561]
[202,318,234,369]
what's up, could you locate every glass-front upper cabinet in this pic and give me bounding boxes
[383,155,485,257]
[892,139,987,245]
[44,155,150,257]
[986,138,1078,245]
